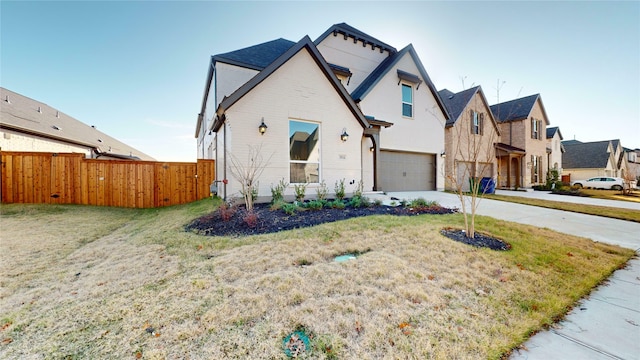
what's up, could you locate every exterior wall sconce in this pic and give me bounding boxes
[440,151,446,158]
[340,128,349,142]
[258,118,268,135]
[369,146,374,152]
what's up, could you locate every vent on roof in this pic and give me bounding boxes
[4,95,10,104]
[91,125,96,129]
[38,106,42,113]
[97,139,103,143]
[56,111,60,118]
[52,125,61,131]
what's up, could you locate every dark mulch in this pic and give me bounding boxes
[186,202,456,237]
[551,189,591,197]
[440,228,511,251]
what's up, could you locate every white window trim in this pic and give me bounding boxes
[401,83,413,118]
[289,119,321,184]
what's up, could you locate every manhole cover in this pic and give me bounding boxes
[283,330,310,358]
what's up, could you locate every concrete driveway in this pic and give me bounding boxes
[371,190,640,359]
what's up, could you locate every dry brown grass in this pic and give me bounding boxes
[0,201,634,359]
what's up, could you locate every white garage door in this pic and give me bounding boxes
[379,151,435,191]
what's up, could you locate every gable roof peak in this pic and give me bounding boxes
[212,36,369,132]
[314,22,397,54]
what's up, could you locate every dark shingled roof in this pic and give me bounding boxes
[213,38,296,71]
[212,36,369,132]
[563,141,612,169]
[546,126,563,140]
[314,22,397,54]
[562,139,582,146]
[438,87,479,127]
[490,94,540,123]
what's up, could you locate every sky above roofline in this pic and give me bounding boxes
[1,1,638,161]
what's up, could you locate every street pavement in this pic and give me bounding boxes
[366,190,640,359]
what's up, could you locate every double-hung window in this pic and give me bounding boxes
[531,118,541,139]
[289,120,320,184]
[402,84,413,117]
[471,110,484,135]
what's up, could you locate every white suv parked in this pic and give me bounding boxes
[571,177,625,190]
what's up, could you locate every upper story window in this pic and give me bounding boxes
[531,118,542,140]
[402,84,413,117]
[289,120,320,184]
[471,110,484,135]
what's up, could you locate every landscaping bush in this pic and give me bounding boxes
[270,178,288,204]
[334,179,346,200]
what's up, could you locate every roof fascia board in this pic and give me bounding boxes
[212,56,265,71]
[196,58,215,138]
[314,23,397,53]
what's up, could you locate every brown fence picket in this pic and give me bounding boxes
[0,152,215,208]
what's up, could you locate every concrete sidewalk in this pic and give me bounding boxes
[494,189,640,211]
[368,191,640,359]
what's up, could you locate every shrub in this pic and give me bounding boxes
[305,200,324,211]
[330,199,346,209]
[270,199,286,211]
[218,201,237,221]
[270,178,288,204]
[282,203,298,216]
[348,196,370,208]
[373,199,383,206]
[294,183,307,202]
[243,210,258,228]
[353,180,364,199]
[316,181,328,201]
[334,179,346,200]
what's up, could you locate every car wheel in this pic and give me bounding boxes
[611,185,622,190]
[574,183,583,188]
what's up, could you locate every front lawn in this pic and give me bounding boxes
[0,200,634,359]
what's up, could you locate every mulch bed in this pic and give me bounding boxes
[186,202,455,237]
[440,228,511,251]
[186,201,510,251]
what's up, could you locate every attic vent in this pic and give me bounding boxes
[4,95,9,103]
[52,125,61,131]
[91,125,96,128]
[56,111,60,118]
[97,139,103,142]
[38,106,42,113]
[448,95,454,99]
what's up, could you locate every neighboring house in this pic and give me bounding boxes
[438,86,500,191]
[562,140,620,181]
[623,148,640,182]
[196,23,448,201]
[490,94,550,189]
[546,126,564,172]
[0,87,154,161]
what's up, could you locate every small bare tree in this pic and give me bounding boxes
[444,90,500,238]
[227,144,272,211]
[621,170,637,196]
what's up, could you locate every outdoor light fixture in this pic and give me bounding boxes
[369,146,374,152]
[440,150,446,158]
[258,118,268,135]
[340,128,349,142]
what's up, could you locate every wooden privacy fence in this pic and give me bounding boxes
[0,152,215,208]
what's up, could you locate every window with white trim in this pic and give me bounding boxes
[402,84,413,117]
[289,120,320,183]
[531,118,542,140]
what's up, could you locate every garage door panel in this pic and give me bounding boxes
[379,151,435,191]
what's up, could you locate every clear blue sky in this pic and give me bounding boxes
[2,1,638,161]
